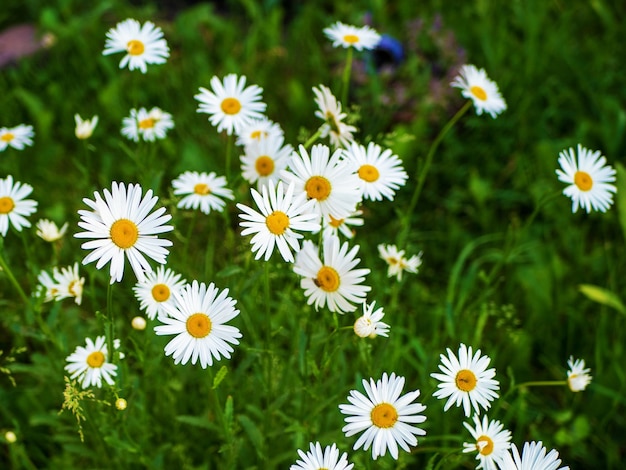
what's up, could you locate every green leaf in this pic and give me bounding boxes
[615,163,626,242]
[237,414,265,460]
[579,284,626,315]
[212,365,228,389]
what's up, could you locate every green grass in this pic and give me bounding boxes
[1,0,625,468]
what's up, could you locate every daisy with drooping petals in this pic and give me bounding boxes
[155,280,242,368]
[36,219,68,242]
[566,356,592,392]
[293,235,370,313]
[498,441,569,470]
[321,209,364,240]
[0,175,37,237]
[313,85,357,149]
[37,262,85,305]
[462,415,512,470]
[378,244,423,281]
[0,124,34,151]
[236,117,284,147]
[121,107,174,142]
[237,180,320,263]
[132,265,186,320]
[74,114,98,140]
[339,372,427,460]
[555,144,617,213]
[343,142,408,201]
[240,133,293,190]
[195,74,266,135]
[353,301,390,338]
[64,336,118,389]
[431,343,500,417]
[102,19,169,73]
[323,22,381,51]
[75,182,173,284]
[282,144,361,221]
[290,442,354,470]
[451,65,507,118]
[172,171,234,215]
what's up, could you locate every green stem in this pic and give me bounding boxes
[0,248,30,306]
[106,283,114,362]
[303,127,323,150]
[225,133,234,181]
[516,380,568,388]
[341,47,353,107]
[522,190,563,232]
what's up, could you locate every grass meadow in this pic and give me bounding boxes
[1,0,625,468]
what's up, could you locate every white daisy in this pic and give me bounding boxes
[339,372,427,460]
[566,356,592,392]
[102,18,169,73]
[290,442,354,470]
[75,182,173,284]
[323,21,381,51]
[0,175,38,237]
[312,85,357,149]
[431,343,500,417]
[37,270,60,303]
[35,218,68,242]
[555,144,617,213]
[378,244,423,281]
[498,441,569,470]
[132,265,186,320]
[64,336,118,389]
[240,133,293,190]
[293,235,370,313]
[121,107,174,142]
[282,144,361,221]
[237,180,320,263]
[46,263,85,305]
[172,171,234,214]
[451,65,507,118]
[235,117,284,147]
[195,74,266,135]
[353,301,390,338]
[0,124,34,151]
[155,280,242,368]
[462,415,512,470]
[74,114,98,140]
[321,210,364,240]
[343,142,408,201]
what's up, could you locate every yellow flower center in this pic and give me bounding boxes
[574,171,593,191]
[194,183,211,195]
[477,435,495,456]
[68,280,80,296]
[266,211,290,235]
[221,97,242,115]
[139,118,155,129]
[87,351,105,368]
[329,215,344,228]
[186,313,212,338]
[1,132,14,142]
[370,403,398,428]
[250,130,267,140]
[0,196,15,214]
[255,156,275,176]
[325,112,341,134]
[358,164,380,182]
[109,219,139,249]
[343,34,360,44]
[470,85,487,101]
[305,176,332,201]
[126,39,145,56]
[314,266,340,292]
[455,369,478,392]
[151,283,170,302]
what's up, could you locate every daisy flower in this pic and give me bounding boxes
[172,171,234,215]
[339,372,427,460]
[39,263,84,305]
[431,343,500,417]
[293,235,370,313]
[75,182,173,284]
[353,301,390,338]
[498,441,569,470]
[236,117,284,147]
[462,415,512,470]
[132,265,186,320]
[121,107,174,142]
[282,144,362,221]
[64,336,118,389]
[323,21,381,51]
[343,142,408,201]
[74,114,98,140]
[321,209,364,240]
[0,175,37,237]
[35,219,68,242]
[313,85,357,149]
[378,244,423,281]
[290,442,354,470]
[566,356,592,392]
[451,65,507,118]
[155,280,242,368]
[37,270,60,303]
[555,144,617,213]
[0,124,34,151]
[195,74,266,135]
[237,180,320,263]
[240,133,293,190]
[102,18,169,73]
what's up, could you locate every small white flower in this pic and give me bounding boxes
[566,356,592,392]
[353,301,390,338]
[37,263,85,305]
[462,414,512,470]
[451,65,507,118]
[240,133,293,190]
[131,316,147,330]
[132,265,186,320]
[312,85,357,149]
[74,114,98,139]
[323,22,381,51]
[0,175,38,237]
[121,107,174,142]
[236,117,284,147]
[0,124,34,151]
[64,336,118,389]
[290,442,354,470]
[378,244,422,281]
[320,210,364,240]
[35,219,68,242]
[498,441,569,470]
[172,171,234,214]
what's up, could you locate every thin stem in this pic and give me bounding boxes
[106,282,114,362]
[341,47,354,106]
[225,133,234,181]
[0,248,30,306]
[516,380,568,388]
[522,190,563,232]
[303,127,323,150]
